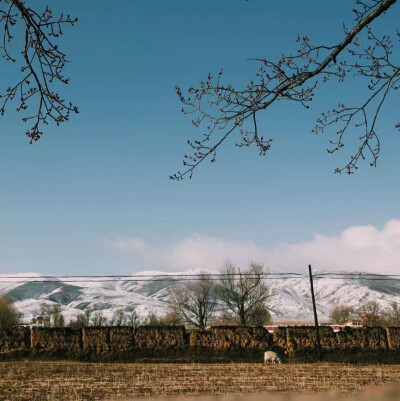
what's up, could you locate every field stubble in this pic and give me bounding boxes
[0,362,400,401]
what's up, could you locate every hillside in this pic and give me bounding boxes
[0,270,399,324]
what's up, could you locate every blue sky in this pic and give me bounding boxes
[1,0,399,275]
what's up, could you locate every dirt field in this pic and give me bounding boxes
[0,362,400,401]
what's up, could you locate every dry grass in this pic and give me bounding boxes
[139,383,400,401]
[0,362,399,400]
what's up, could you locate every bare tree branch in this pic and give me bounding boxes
[172,0,398,180]
[0,0,78,142]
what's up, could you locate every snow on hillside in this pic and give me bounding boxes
[0,270,399,324]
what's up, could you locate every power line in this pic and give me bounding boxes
[0,276,301,284]
[0,272,399,284]
[0,271,399,280]
[0,272,303,279]
[314,272,400,277]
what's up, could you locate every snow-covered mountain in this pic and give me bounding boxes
[1,270,399,324]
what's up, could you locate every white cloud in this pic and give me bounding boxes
[107,219,400,274]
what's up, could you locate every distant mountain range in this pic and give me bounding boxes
[1,270,399,324]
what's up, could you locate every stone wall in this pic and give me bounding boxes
[110,327,134,351]
[287,326,338,353]
[0,327,30,353]
[387,327,400,350]
[134,326,185,349]
[189,326,272,350]
[0,325,399,360]
[31,328,81,351]
[335,327,388,351]
[82,327,110,352]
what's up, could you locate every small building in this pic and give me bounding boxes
[30,316,45,328]
[264,325,279,334]
[328,320,363,332]
[329,324,342,333]
[360,314,381,324]
[345,320,363,327]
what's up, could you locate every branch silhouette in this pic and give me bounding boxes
[172,0,398,180]
[0,0,78,142]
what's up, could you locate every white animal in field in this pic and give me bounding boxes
[263,351,281,364]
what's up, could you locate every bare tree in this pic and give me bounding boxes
[110,309,125,326]
[217,262,271,327]
[143,310,183,326]
[40,303,65,327]
[84,306,92,326]
[69,313,87,329]
[330,305,357,324]
[40,303,52,327]
[246,302,272,326]
[126,306,141,328]
[172,0,399,180]
[144,311,162,326]
[167,272,217,330]
[0,0,78,142]
[69,306,93,328]
[358,300,384,325]
[52,304,65,328]
[160,311,183,326]
[385,302,400,325]
[91,310,107,327]
[0,295,19,327]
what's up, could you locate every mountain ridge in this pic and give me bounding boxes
[0,270,399,324]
